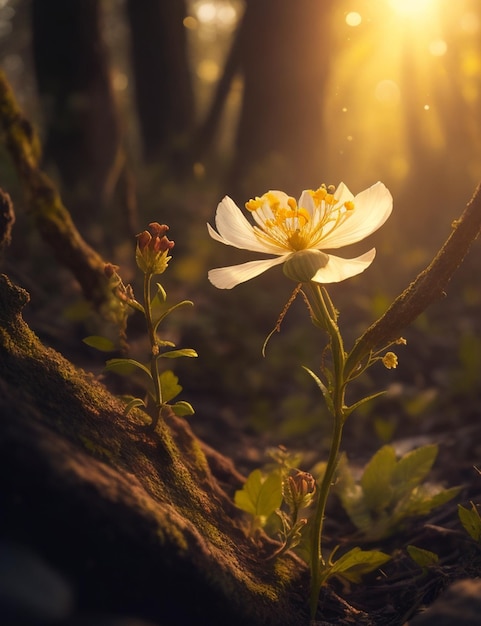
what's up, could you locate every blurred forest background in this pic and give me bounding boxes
[1,0,481,463]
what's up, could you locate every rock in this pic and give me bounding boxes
[409,579,481,625]
[0,541,74,625]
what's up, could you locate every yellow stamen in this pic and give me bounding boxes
[247,184,356,252]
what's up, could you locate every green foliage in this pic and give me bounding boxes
[335,444,460,540]
[234,469,283,531]
[86,225,197,429]
[105,358,153,381]
[83,335,117,352]
[234,450,316,555]
[458,502,481,542]
[407,545,439,568]
[320,546,390,585]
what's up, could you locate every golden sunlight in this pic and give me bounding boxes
[388,0,436,18]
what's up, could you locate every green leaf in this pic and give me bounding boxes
[123,397,146,416]
[407,545,439,568]
[302,366,334,415]
[410,485,460,516]
[326,547,390,584]
[343,391,386,419]
[234,469,283,524]
[458,502,481,542]
[159,370,182,403]
[360,445,397,513]
[153,282,167,304]
[105,358,152,380]
[170,401,195,417]
[153,300,194,333]
[159,348,198,359]
[83,335,116,352]
[335,455,372,532]
[391,444,438,499]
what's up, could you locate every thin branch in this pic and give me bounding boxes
[346,182,481,373]
[0,70,116,311]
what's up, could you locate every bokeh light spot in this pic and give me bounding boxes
[196,2,217,24]
[346,12,362,27]
[459,12,479,34]
[183,16,198,30]
[375,80,400,105]
[388,0,435,18]
[197,59,220,82]
[429,39,447,56]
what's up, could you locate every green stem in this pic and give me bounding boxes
[309,416,344,617]
[144,271,163,429]
[305,282,347,619]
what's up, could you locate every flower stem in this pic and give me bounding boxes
[143,271,163,429]
[305,282,347,619]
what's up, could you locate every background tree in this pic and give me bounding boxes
[126,0,195,171]
[227,0,335,200]
[31,0,131,237]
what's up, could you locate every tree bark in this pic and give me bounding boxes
[126,0,194,169]
[0,273,311,625]
[228,0,334,199]
[0,70,118,312]
[31,0,123,219]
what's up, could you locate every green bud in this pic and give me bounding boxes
[283,249,329,283]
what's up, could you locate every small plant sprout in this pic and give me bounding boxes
[335,444,459,541]
[207,180,433,617]
[85,222,197,431]
[234,448,316,557]
[458,501,481,543]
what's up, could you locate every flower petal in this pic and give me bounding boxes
[208,196,286,254]
[320,182,393,249]
[208,256,287,289]
[333,182,354,206]
[311,249,376,283]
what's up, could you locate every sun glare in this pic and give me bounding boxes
[388,0,436,18]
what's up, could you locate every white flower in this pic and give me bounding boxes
[207,182,393,289]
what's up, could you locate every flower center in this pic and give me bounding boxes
[245,185,355,251]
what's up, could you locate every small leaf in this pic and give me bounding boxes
[326,547,390,584]
[302,366,334,415]
[343,391,386,419]
[123,397,146,416]
[407,545,439,568]
[105,358,152,380]
[391,444,438,498]
[153,300,194,333]
[159,370,182,403]
[393,485,459,523]
[170,401,195,417]
[234,469,283,524]
[360,445,397,513]
[458,503,481,542]
[83,335,116,352]
[154,282,167,303]
[159,348,198,359]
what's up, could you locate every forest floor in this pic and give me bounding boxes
[3,191,481,625]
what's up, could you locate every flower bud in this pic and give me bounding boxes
[282,249,329,283]
[382,351,398,369]
[136,223,174,274]
[284,470,316,511]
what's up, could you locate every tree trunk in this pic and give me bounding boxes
[0,71,118,313]
[228,0,334,200]
[0,273,311,625]
[31,0,129,231]
[126,0,194,170]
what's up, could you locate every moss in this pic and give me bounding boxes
[79,435,118,462]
